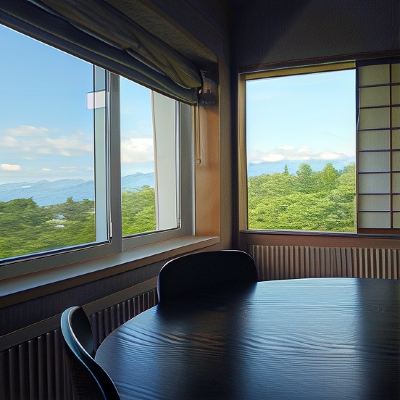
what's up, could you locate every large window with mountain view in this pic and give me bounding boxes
[246,67,357,233]
[0,24,107,260]
[0,23,190,266]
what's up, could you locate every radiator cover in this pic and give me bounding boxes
[249,244,400,281]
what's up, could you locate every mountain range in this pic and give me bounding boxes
[0,159,354,206]
[247,158,354,177]
[0,172,154,206]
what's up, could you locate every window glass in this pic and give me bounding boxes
[0,25,107,260]
[120,77,179,237]
[246,69,356,232]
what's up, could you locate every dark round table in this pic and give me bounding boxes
[95,278,400,400]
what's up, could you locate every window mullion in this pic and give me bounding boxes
[109,73,122,251]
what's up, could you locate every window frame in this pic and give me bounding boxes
[238,60,400,238]
[0,60,195,281]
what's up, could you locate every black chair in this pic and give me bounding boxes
[61,306,120,400]
[157,250,258,303]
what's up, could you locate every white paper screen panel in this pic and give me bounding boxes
[359,107,390,129]
[393,130,400,149]
[359,195,390,211]
[392,173,400,192]
[358,131,390,150]
[358,65,390,85]
[358,212,391,228]
[358,152,390,172]
[359,86,390,107]
[392,107,400,127]
[358,173,390,193]
[392,64,400,83]
[393,213,400,228]
[392,86,400,104]
[393,195,400,211]
[392,152,400,170]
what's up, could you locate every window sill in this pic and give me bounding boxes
[240,230,400,249]
[0,235,219,308]
[241,229,400,239]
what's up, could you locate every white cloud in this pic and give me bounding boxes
[5,125,49,137]
[0,125,93,157]
[278,145,295,151]
[41,168,52,172]
[0,135,18,147]
[43,135,92,156]
[318,152,344,160]
[249,146,350,163]
[1,163,21,171]
[121,138,154,163]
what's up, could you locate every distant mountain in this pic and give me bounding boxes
[0,161,354,206]
[0,172,154,206]
[248,158,355,177]
[121,173,154,190]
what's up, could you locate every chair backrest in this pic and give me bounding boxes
[157,250,258,303]
[61,306,120,400]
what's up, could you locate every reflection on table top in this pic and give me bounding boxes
[96,278,400,400]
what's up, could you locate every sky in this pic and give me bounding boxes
[0,23,356,185]
[0,24,155,184]
[246,69,356,166]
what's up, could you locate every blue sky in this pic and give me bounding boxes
[0,24,154,183]
[0,23,356,184]
[246,70,356,165]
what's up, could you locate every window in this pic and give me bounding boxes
[243,61,400,235]
[120,78,179,237]
[0,24,193,274]
[0,25,108,260]
[357,62,400,233]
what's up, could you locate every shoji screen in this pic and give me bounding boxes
[357,61,400,232]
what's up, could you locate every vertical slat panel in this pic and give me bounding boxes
[18,343,28,400]
[46,332,55,400]
[54,330,63,400]
[0,350,9,400]
[249,244,400,281]
[265,245,270,280]
[386,248,391,279]
[37,335,46,400]
[9,347,18,400]
[262,245,267,280]
[288,245,294,279]
[28,340,38,400]
[346,248,353,278]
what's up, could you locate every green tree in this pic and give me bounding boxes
[296,163,316,193]
[121,186,156,236]
[283,165,289,175]
[319,163,339,191]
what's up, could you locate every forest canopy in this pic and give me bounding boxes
[0,162,355,260]
[248,162,356,232]
[0,187,156,260]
